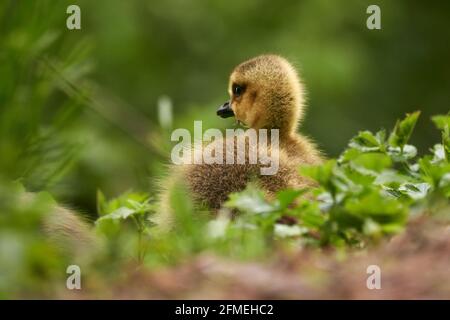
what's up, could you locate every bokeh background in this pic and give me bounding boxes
[1,0,449,215]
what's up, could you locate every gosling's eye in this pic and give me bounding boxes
[233,84,244,97]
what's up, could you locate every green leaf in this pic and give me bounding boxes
[351,153,392,173]
[349,130,384,152]
[345,191,407,222]
[432,114,450,162]
[419,156,450,198]
[225,184,275,214]
[96,207,135,222]
[432,114,450,131]
[300,160,336,191]
[97,189,106,216]
[339,147,362,163]
[275,189,305,210]
[387,144,417,162]
[388,111,420,148]
[375,169,411,186]
[296,201,326,229]
[96,191,151,215]
[340,165,375,188]
[398,183,430,200]
[431,144,446,163]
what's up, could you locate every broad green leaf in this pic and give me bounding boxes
[398,183,430,200]
[225,185,274,214]
[345,191,407,221]
[275,189,305,210]
[432,144,446,163]
[387,144,417,162]
[351,153,392,172]
[342,165,376,186]
[375,169,411,186]
[432,115,450,161]
[300,160,336,192]
[297,201,326,228]
[388,111,420,148]
[419,156,450,189]
[432,114,450,131]
[349,130,383,152]
[96,207,135,222]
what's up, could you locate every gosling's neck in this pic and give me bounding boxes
[262,116,300,145]
[263,119,319,161]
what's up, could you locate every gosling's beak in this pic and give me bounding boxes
[216,101,234,118]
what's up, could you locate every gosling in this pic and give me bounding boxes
[156,54,323,228]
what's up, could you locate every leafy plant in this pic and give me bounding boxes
[81,112,449,268]
[96,191,156,262]
[224,112,450,247]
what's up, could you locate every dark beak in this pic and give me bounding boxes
[216,101,234,118]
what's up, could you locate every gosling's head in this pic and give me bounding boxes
[217,55,305,136]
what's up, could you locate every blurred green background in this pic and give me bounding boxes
[1,0,449,215]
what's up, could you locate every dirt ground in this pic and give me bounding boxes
[63,217,450,299]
